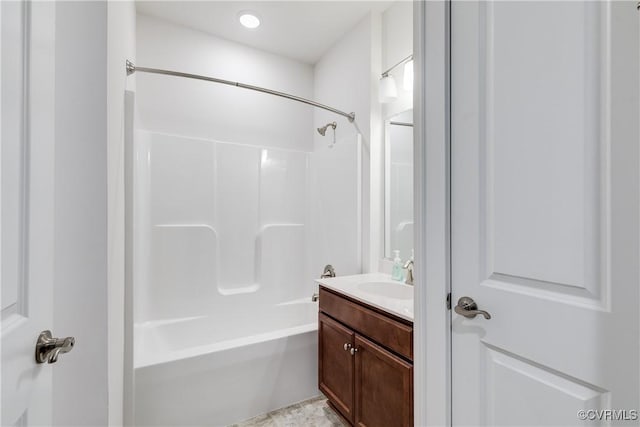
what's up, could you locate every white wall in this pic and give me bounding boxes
[136,14,313,149]
[107,1,136,425]
[313,13,380,274]
[53,2,108,425]
[382,1,413,119]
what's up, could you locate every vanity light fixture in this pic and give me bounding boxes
[379,54,413,103]
[238,11,260,29]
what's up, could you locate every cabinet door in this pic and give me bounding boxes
[354,335,413,427]
[319,313,355,424]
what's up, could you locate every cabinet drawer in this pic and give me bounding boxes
[319,287,413,360]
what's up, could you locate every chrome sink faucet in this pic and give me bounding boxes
[403,259,414,286]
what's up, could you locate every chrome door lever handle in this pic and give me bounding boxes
[35,330,75,364]
[454,296,491,320]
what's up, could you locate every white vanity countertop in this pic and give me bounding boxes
[315,273,414,322]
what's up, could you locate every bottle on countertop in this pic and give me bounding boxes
[391,250,404,281]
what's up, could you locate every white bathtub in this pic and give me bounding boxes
[133,298,319,426]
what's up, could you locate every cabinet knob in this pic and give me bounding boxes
[350,347,359,356]
[343,343,352,351]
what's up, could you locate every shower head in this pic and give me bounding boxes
[317,121,337,136]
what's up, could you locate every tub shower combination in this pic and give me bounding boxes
[128,63,361,426]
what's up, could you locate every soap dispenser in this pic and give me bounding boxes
[391,250,403,281]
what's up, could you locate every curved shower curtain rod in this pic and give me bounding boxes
[126,60,355,123]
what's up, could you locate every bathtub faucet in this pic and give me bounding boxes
[313,265,336,302]
[320,264,335,279]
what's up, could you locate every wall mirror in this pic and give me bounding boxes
[384,109,413,261]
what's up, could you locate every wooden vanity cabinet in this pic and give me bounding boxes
[318,286,413,427]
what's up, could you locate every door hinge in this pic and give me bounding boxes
[446,292,452,310]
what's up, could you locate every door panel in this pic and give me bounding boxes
[483,346,608,426]
[451,1,639,425]
[354,335,412,427]
[318,313,354,423]
[480,1,606,305]
[1,0,26,319]
[1,2,55,425]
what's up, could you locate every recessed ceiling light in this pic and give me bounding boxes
[238,11,260,29]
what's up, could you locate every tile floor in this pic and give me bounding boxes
[230,395,346,427]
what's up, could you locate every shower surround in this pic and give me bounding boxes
[134,131,311,321]
[130,13,367,426]
[132,130,360,426]
[134,130,360,425]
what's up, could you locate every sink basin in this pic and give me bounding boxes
[357,281,413,300]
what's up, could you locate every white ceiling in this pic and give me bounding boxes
[135,1,395,64]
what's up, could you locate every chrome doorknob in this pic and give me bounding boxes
[35,330,75,364]
[454,296,491,320]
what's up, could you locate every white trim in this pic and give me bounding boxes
[414,1,451,426]
[357,133,363,271]
[369,11,384,274]
[123,91,136,427]
[107,3,136,424]
[384,120,391,258]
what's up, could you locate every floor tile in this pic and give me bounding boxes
[232,395,346,427]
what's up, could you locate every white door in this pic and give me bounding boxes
[451,1,639,426]
[1,1,57,425]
